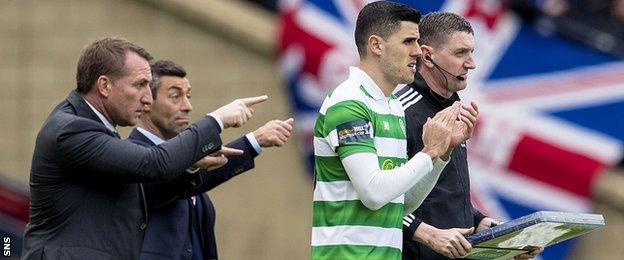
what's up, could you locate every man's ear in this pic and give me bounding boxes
[368,35,384,57]
[96,75,111,98]
[420,45,435,68]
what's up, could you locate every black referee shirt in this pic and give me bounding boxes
[396,72,485,260]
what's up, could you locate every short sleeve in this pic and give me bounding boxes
[322,100,376,159]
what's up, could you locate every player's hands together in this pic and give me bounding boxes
[208,95,268,128]
[421,102,459,161]
[253,118,294,148]
[449,101,479,149]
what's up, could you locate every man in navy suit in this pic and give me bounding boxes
[130,60,294,260]
[23,38,266,259]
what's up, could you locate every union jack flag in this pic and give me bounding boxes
[277,0,624,259]
[0,173,28,258]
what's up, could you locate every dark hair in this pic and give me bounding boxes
[76,37,153,93]
[355,1,421,58]
[418,12,473,47]
[149,59,187,98]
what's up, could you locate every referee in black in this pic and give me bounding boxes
[396,12,541,259]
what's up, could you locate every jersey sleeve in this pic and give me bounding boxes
[322,99,376,159]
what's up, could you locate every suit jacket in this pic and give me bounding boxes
[129,129,257,260]
[22,90,223,260]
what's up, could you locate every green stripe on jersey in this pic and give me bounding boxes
[314,156,346,182]
[373,113,406,139]
[314,156,408,182]
[312,200,403,228]
[311,245,401,260]
[322,100,371,136]
[377,156,408,170]
[314,113,325,138]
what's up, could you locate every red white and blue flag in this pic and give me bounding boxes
[0,174,28,257]
[278,0,624,259]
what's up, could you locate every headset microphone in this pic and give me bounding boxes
[426,56,466,81]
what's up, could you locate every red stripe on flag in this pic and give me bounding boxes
[278,11,333,76]
[0,186,29,222]
[507,134,604,197]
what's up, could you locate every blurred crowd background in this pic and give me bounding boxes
[1,0,623,259]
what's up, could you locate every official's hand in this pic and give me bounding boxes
[421,102,459,161]
[415,223,473,259]
[208,95,268,128]
[253,118,294,147]
[476,217,496,232]
[514,246,543,259]
[194,146,244,171]
[449,101,479,149]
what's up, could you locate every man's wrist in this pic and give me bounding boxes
[413,222,436,245]
[440,148,452,161]
[421,148,439,162]
[245,132,263,154]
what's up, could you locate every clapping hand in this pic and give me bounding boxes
[421,102,459,161]
[449,101,479,149]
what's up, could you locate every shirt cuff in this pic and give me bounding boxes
[207,114,224,131]
[433,156,450,170]
[403,213,423,240]
[245,132,263,154]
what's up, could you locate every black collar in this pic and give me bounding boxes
[410,72,460,108]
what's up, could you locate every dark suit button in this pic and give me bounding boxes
[139,222,147,230]
[186,247,192,253]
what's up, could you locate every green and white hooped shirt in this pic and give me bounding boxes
[311,67,409,260]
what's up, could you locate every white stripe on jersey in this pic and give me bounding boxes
[311,225,403,249]
[400,92,420,105]
[402,95,423,110]
[403,214,415,226]
[398,87,415,102]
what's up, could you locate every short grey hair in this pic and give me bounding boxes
[418,12,473,48]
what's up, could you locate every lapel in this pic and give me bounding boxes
[66,90,119,137]
[129,128,156,146]
[67,90,102,122]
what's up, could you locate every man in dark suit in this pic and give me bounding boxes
[129,60,293,260]
[22,37,266,259]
